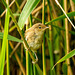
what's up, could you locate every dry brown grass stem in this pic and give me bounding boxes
[14,53,25,75]
[0,19,3,30]
[32,2,47,15]
[70,0,75,13]
[64,0,73,75]
[9,0,26,27]
[46,5,51,73]
[70,0,75,21]
[50,0,57,18]
[32,11,40,23]
[0,0,15,18]
[50,0,61,27]
[21,42,23,63]
[9,42,21,58]
[9,41,26,75]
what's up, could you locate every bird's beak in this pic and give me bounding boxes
[46,27,49,29]
[42,26,49,31]
[44,27,49,30]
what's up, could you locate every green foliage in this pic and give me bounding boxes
[18,0,40,30]
[52,49,75,69]
[6,41,10,75]
[72,0,75,4]
[0,0,75,75]
[0,32,23,43]
[45,12,75,25]
[56,49,75,64]
[62,63,67,75]
[0,6,9,75]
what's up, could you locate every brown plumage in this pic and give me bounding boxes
[25,23,48,52]
[24,23,48,63]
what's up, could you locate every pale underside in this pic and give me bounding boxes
[25,29,44,52]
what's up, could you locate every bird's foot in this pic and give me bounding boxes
[26,47,30,51]
[32,52,38,64]
[32,57,38,64]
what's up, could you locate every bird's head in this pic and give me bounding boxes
[33,23,49,34]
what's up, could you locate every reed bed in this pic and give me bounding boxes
[0,0,75,75]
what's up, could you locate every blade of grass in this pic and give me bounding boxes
[35,64,43,75]
[52,49,75,70]
[45,34,55,75]
[9,25,16,32]
[64,0,73,74]
[30,14,33,27]
[6,1,10,75]
[18,0,40,30]
[15,0,21,12]
[26,18,30,75]
[32,16,42,22]
[55,0,75,29]
[6,40,10,75]
[30,63,33,75]
[0,32,23,43]
[42,0,46,75]
[45,12,75,25]
[0,5,9,75]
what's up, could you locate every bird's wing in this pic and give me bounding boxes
[25,29,35,43]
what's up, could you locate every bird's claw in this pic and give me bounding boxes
[32,52,38,64]
[32,58,38,64]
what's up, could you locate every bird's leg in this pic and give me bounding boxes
[23,42,38,63]
[23,41,30,51]
[26,47,30,51]
[32,52,38,64]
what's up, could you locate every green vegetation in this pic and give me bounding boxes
[0,0,75,75]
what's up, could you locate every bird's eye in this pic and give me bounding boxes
[39,26,41,29]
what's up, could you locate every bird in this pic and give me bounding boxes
[24,23,49,63]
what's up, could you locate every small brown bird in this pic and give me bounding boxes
[24,23,49,63]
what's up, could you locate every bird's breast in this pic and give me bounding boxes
[26,34,43,51]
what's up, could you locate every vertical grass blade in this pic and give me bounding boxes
[46,0,56,74]
[26,50,30,75]
[33,64,36,75]
[26,19,30,75]
[29,14,33,27]
[6,40,10,75]
[35,64,43,75]
[0,5,9,75]
[30,63,33,75]
[45,34,55,75]
[64,0,73,74]
[42,0,46,75]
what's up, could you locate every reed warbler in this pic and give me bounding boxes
[24,23,49,63]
